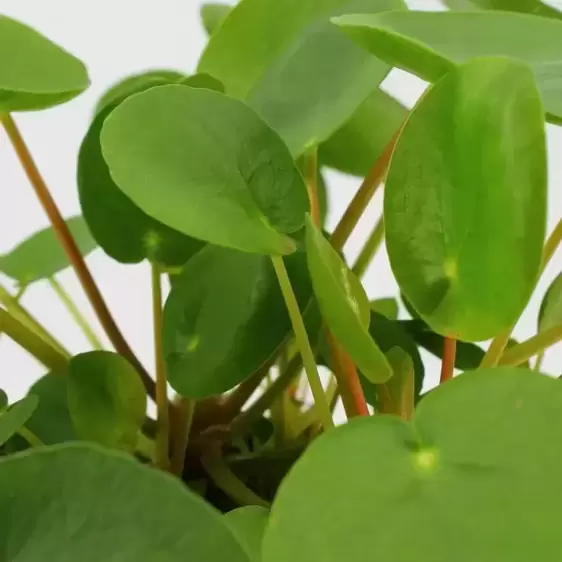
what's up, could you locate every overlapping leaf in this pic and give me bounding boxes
[443,0,562,19]
[538,273,562,332]
[224,506,269,561]
[0,395,37,447]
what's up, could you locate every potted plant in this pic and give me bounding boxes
[0,1,561,560]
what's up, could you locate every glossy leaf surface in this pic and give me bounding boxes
[0,395,37,447]
[0,444,250,561]
[163,245,311,398]
[101,85,307,255]
[67,351,146,451]
[334,10,562,122]
[224,506,269,561]
[383,58,546,341]
[0,15,89,111]
[264,368,562,562]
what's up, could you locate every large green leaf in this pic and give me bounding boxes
[263,368,562,562]
[199,0,405,156]
[0,389,7,410]
[319,88,406,177]
[67,351,146,451]
[334,10,562,123]
[0,216,97,285]
[101,85,307,255]
[443,0,562,19]
[0,396,37,447]
[0,15,89,112]
[538,273,562,332]
[382,57,546,341]
[306,217,392,383]
[0,444,250,561]
[201,3,233,35]
[79,78,203,266]
[224,506,269,561]
[163,245,311,398]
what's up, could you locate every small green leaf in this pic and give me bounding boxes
[101,85,308,255]
[0,389,7,411]
[0,395,37,447]
[263,368,562,562]
[377,346,414,418]
[0,15,89,111]
[334,10,562,123]
[224,506,269,561]
[370,297,399,320]
[0,216,97,285]
[201,3,233,35]
[443,0,562,20]
[319,89,407,177]
[163,245,311,398]
[180,73,225,92]
[67,351,146,451]
[383,57,546,341]
[305,216,392,383]
[539,273,562,332]
[79,82,203,266]
[199,0,405,156]
[0,444,250,561]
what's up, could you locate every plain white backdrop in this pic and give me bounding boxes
[0,0,561,403]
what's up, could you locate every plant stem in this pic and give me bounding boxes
[1,114,154,398]
[325,330,369,418]
[271,256,334,431]
[222,364,270,419]
[498,325,562,367]
[170,397,195,477]
[48,277,103,349]
[330,131,399,251]
[0,283,69,356]
[352,216,385,279]
[0,308,68,372]
[151,264,169,470]
[440,337,456,383]
[541,218,562,269]
[303,146,320,226]
[18,426,45,448]
[533,351,545,372]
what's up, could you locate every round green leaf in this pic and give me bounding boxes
[0,216,97,285]
[263,368,562,562]
[163,245,311,398]
[383,57,546,341]
[370,297,399,320]
[0,395,37,447]
[0,15,89,112]
[67,351,146,451]
[306,216,392,383]
[334,10,562,123]
[0,389,7,411]
[180,73,225,92]
[319,89,406,177]
[101,85,307,255]
[443,0,562,20]
[199,0,405,156]
[79,92,203,266]
[0,443,250,561]
[538,272,562,332]
[201,4,232,36]
[224,506,269,562]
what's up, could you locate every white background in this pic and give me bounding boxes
[0,0,560,402]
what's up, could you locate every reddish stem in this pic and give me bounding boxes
[440,337,457,384]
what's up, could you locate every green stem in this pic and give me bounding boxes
[352,216,385,279]
[222,364,270,419]
[534,351,545,372]
[271,256,334,431]
[0,308,68,372]
[170,398,195,477]
[18,426,45,448]
[303,146,320,226]
[0,284,69,356]
[541,218,562,269]
[48,277,103,349]
[136,431,156,461]
[151,264,169,470]
[498,325,562,367]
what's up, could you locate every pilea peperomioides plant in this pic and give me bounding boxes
[1,1,562,560]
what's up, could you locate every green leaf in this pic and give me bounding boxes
[0,389,7,411]
[0,395,37,447]
[263,367,562,562]
[180,73,225,92]
[0,15,89,112]
[305,216,392,383]
[539,273,562,332]
[101,85,308,255]
[334,10,562,123]
[0,443,250,561]
[67,351,146,451]
[319,89,406,177]
[199,0,405,156]
[201,3,233,35]
[79,83,203,266]
[376,346,414,418]
[0,216,97,285]
[383,57,546,341]
[224,506,269,561]
[443,0,562,20]
[163,245,311,398]
[370,297,399,320]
